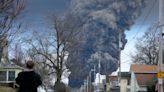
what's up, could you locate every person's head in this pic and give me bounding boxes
[26,60,35,69]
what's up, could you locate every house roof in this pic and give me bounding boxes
[135,73,156,86]
[130,64,157,86]
[109,76,118,81]
[119,72,131,78]
[0,62,23,70]
[130,64,157,73]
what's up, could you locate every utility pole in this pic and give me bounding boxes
[93,65,96,92]
[90,65,96,92]
[89,68,94,92]
[158,0,163,92]
[118,31,122,92]
[89,71,91,92]
[87,76,89,92]
[84,79,87,92]
[98,59,101,92]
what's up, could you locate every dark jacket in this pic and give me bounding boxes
[16,71,42,92]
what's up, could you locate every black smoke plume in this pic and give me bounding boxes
[66,0,145,88]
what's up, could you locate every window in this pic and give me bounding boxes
[0,71,7,81]
[8,71,15,81]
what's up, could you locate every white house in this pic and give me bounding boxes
[0,62,23,86]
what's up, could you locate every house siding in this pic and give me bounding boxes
[131,72,140,92]
[0,69,22,83]
[130,64,157,92]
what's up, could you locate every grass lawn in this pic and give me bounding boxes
[0,86,16,92]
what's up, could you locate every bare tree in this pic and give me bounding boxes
[131,23,159,65]
[30,53,53,92]
[10,43,25,67]
[24,13,82,92]
[0,0,24,62]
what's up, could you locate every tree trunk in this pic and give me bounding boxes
[54,82,66,92]
[54,69,66,92]
[0,48,3,63]
[56,69,62,84]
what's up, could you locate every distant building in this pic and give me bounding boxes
[109,75,118,88]
[108,75,120,92]
[130,64,157,92]
[108,64,157,92]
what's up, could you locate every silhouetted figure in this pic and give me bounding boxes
[16,60,42,92]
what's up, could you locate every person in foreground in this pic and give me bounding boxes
[16,60,42,92]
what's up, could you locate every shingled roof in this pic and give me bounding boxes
[130,64,157,86]
[130,64,157,73]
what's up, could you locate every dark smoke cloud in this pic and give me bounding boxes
[66,0,145,88]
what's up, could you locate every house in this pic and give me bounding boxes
[130,64,157,92]
[108,75,120,92]
[109,75,118,88]
[0,62,23,87]
[0,36,24,87]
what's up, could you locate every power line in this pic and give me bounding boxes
[121,60,131,64]
[121,0,158,62]
[127,0,157,44]
[121,51,131,57]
